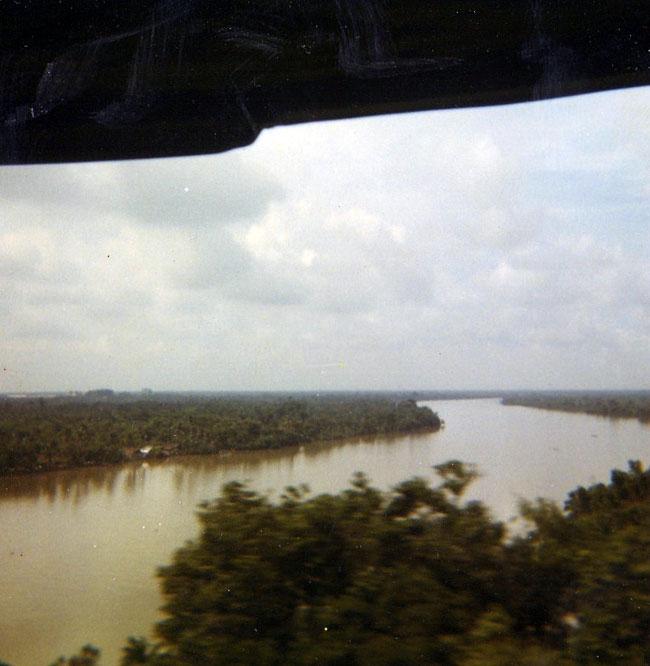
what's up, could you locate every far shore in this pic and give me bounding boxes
[0,396,441,477]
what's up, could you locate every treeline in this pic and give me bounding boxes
[0,397,440,475]
[49,459,650,665]
[502,392,650,422]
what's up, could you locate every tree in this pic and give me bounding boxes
[49,645,100,666]
[124,463,506,665]
[49,459,650,665]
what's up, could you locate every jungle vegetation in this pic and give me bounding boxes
[0,396,440,474]
[502,392,650,422]
[48,458,650,666]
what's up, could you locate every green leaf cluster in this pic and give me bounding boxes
[118,460,650,665]
[38,460,650,665]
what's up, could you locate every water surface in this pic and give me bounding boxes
[1,399,649,665]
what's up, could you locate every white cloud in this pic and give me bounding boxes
[0,151,284,227]
[0,86,649,391]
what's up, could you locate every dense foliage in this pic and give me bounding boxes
[48,645,100,666]
[0,397,440,474]
[96,459,650,665]
[502,392,650,422]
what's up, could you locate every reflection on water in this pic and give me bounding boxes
[0,464,124,504]
[0,431,417,505]
[1,400,649,666]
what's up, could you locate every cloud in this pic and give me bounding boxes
[0,151,284,227]
[235,201,435,313]
[1,85,649,391]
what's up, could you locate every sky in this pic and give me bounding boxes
[1,86,649,392]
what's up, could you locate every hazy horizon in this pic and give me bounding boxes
[4,387,650,396]
[1,86,649,393]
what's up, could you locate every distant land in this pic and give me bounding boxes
[0,393,441,475]
[502,391,650,423]
[2,388,650,402]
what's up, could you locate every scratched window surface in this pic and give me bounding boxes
[1,85,650,666]
[2,0,648,164]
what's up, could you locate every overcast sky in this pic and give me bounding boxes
[1,86,649,392]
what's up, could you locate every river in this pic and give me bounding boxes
[1,399,649,665]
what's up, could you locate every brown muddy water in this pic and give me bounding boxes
[1,399,649,665]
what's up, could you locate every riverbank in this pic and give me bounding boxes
[502,392,650,422]
[0,396,441,475]
[4,399,649,666]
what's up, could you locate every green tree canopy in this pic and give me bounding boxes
[41,459,650,665]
